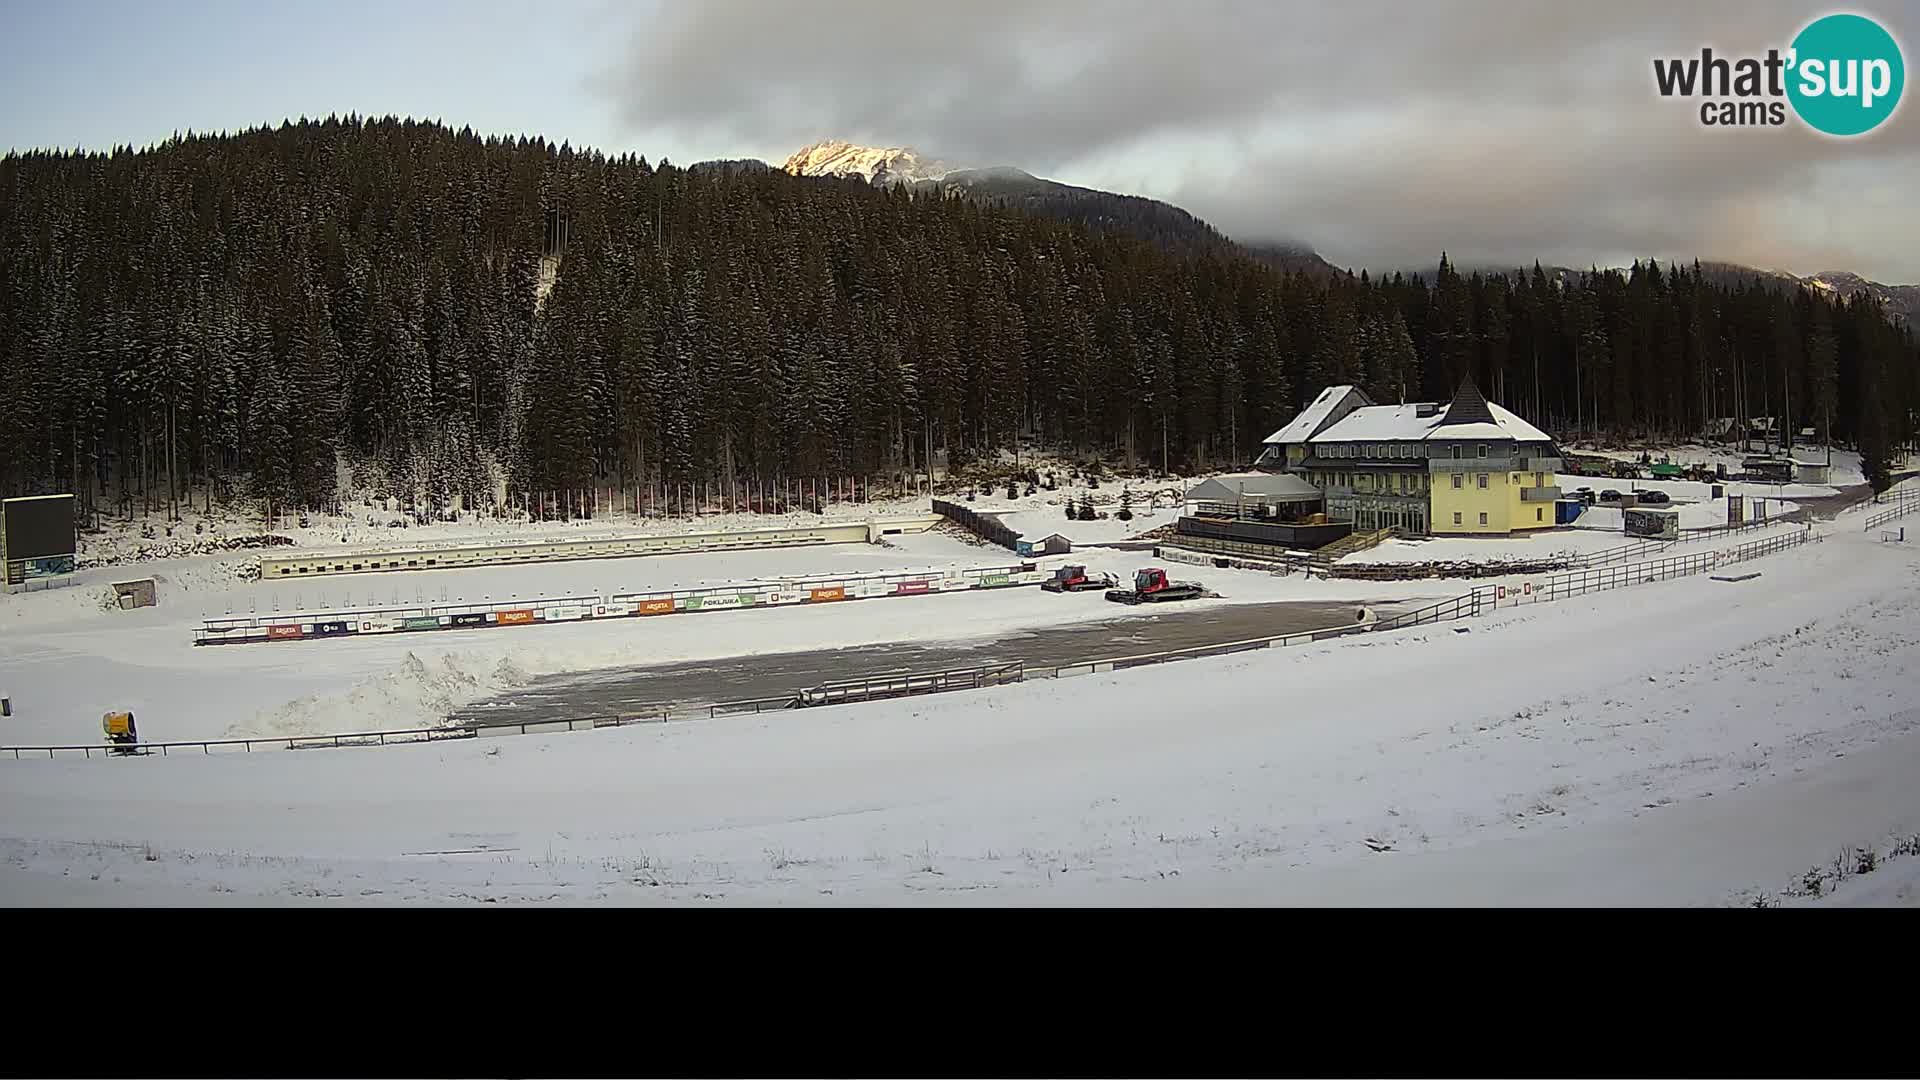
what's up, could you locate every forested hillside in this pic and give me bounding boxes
[2,116,1915,520]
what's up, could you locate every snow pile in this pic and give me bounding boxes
[242,650,530,738]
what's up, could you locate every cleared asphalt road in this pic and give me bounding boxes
[451,596,1405,726]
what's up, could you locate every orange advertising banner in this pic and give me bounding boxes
[497,609,535,624]
[266,624,303,640]
[638,599,675,615]
[810,586,846,602]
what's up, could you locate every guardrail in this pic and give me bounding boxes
[1483,527,1813,608]
[799,662,1025,705]
[1840,481,1920,517]
[1865,501,1919,531]
[4,723,483,759]
[3,663,1018,760]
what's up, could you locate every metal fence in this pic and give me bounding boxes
[5,723,482,759]
[799,662,1026,706]
[932,499,1022,550]
[1504,527,1811,606]
[1864,496,1920,531]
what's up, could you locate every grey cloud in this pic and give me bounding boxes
[594,0,1920,281]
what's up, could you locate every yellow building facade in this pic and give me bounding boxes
[1258,379,1562,537]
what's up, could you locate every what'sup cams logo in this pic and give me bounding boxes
[1654,12,1905,135]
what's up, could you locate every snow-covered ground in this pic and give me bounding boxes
[1348,529,1640,566]
[1567,496,1801,533]
[0,529,1450,747]
[1564,441,1879,489]
[1,520,1913,906]
[1345,516,1803,567]
[77,490,935,569]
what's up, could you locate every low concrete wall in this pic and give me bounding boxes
[257,515,941,580]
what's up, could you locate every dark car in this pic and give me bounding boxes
[1637,490,1671,505]
[1599,489,1622,503]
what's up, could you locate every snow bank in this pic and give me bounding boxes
[253,650,533,737]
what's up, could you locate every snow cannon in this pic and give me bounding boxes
[102,710,139,756]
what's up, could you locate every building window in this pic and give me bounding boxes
[1477,444,1487,458]
[1452,473,1463,489]
[1479,512,1489,525]
[1536,507,1544,521]
[1453,512,1462,525]
[1536,472,1546,487]
[1512,473,1522,485]
[1451,445,1462,459]
[1477,473,1489,489]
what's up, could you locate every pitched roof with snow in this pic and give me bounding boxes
[1280,386,1555,446]
[1308,403,1447,442]
[1185,473,1324,504]
[1262,385,1371,445]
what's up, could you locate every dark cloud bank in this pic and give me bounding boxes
[595,0,1920,281]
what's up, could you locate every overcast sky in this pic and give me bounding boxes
[5,0,1917,281]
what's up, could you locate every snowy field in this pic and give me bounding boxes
[0,529,1448,747]
[1,520,1915,906]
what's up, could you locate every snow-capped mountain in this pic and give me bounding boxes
[1804,270,1920,321]
[781,140,952,185]
[770,140,1337,275]
[1696,263,1917,323]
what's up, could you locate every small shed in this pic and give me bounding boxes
[1742,457,1793,483]
[1792,459,1831,485]
[111,579,157,610]
[1015,533,1073,557]
[1624,507,1679,540]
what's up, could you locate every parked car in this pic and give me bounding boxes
[1637,490,1672,505]
[1599,489,1622,503]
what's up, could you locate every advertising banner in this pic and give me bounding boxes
[810,586,846,602]
[497,609,535,625]
[266,624,303,640]
[637,598,675,615]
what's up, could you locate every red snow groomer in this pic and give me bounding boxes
[1105,567,1206,605]
[1040,565,1118,593]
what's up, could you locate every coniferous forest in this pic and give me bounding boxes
[3,116,1916,521]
